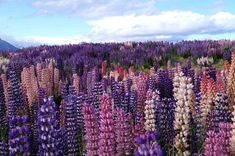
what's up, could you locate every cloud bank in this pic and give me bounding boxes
[2,0,235,46]
[7,10,235,46]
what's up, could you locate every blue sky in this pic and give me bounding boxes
[0,0,235,47]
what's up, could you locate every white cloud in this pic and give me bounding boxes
[87,11,235,42]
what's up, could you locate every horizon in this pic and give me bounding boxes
[1,0,235,47]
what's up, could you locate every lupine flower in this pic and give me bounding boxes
[227,51,235,106]
[98,94,115,155]
[174,72,193,156]
[0,138,8,155]
[37,97,60,156]
[230,103,235,154]
[115,108,132,155]
[0,77,7,130]
[83,103,99,156]
[144,90,156,132]
[204,130,222,156]
[134,132,163,156]
[7,70,27,118]
[72,73,80,95]
[136,72,148,113]
[209,93,232,131]
[65,94,79,155]
[219,122,232,155]
[9,115,30,156]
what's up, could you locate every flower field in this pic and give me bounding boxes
[1,40,235,155]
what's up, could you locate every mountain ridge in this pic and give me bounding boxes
[0,38,18,51]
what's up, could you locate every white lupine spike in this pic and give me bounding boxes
[173,73,193,156]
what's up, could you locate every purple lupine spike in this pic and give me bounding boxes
[83,103,99,156]
[65,95,79,155]
[157,70,173,99]
[209,93,232,131]
[7,70,27,118]
[101,77,108,93]
[134,132,163,156]
[98,94,115,155]
[115,108,132,155]
[60,84,69,100]
[0,77,7,128]
[9,115,30,156]
[194,92,204,151]
[121,92,130,113]
[68,85,76,95]
[130,87,137,123]
[91,66,100,87]
[112,80,124,109]
[86,71,92,95]
[0,77,8,156]
[147,74,157,91]
[91,82,103,111]
[76,92,85,129]
[123,78,132,94]
[156,98,175,151]
[0,138,8,156]
[37,97,60,156]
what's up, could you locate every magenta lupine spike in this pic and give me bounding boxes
[83,103,99,156]
[136,72,148,113]
[219,122,232,155]
[98,94,115,155]
[204,130,223,156]
[115,108,132,155]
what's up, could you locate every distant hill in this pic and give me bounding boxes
[0,39,18,51]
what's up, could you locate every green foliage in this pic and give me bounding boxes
[0,126,8,140]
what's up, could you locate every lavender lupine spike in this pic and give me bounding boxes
[98,94,115,155]
[37,97,60,156]
[66,95,79,156]
[115,108,132,155]
[9,115,30,156]
[83,103,99,156]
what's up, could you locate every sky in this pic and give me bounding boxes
[0,0,235,47]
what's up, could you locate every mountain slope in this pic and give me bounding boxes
[0,39,18,51]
